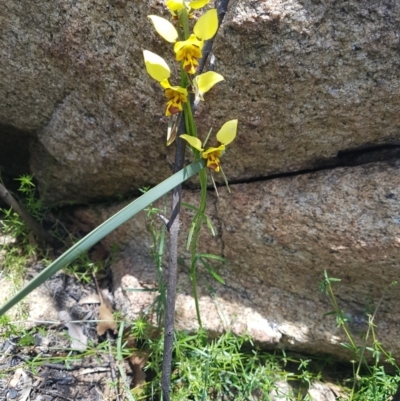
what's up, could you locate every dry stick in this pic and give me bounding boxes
[161,1,232,399]
[161,117,187,401]
[0,182,55,245]
[197,0,232,74]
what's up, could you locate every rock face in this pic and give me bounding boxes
[2,0,400,360]
[1,0,400,203]
[72,160,400,359]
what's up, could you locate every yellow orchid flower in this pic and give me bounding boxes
[161,79,188,116]
[165,0,210,17]
[180,119,237,172]
[143,50,222,116]
[174,34,203,74]
[148,9,218,74]
[143,50,188,116]
[175,9,218,73]
[193,71,224,101]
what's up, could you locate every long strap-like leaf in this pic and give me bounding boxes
[0,159,205,316]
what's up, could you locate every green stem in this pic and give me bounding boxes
[180,8,190,40]
[188,168,208,327]
[327,283,357,351]
[182,97,198,140]
[181,86,208,327]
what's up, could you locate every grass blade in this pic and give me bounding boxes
[0,159,205,316]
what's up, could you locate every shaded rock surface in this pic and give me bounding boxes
[72,160,400,359]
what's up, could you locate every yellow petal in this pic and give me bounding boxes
[148,15,178,43]
[180,134,204,151]
[216,120,238,145]
[162,80,188,95]
[165,0,185,11]
[189,0,210,9]
[174,34,203,58]
[174,85,189,95]
[160,78,171,89]
[202,145,224,156]
[193,71,224,100]
[143,50,171,82]
[193,8,218,40]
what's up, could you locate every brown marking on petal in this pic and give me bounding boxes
[207,157,220,171]
[168,105,181,115]
[185,64,198,74]
[208,163,220,172]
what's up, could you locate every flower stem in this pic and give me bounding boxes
[188,167,208,327]
[161,1,233,398]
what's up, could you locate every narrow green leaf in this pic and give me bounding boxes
[0,159,206,316]
[199,258,225,285]
[186,217,198,251]
[182,203,215,237]
[197,253,226,262]
[116,321,136,401]
[181,202,198,212]
[204,215,216,236]
[207,269,225,285]
[323,311,339,317]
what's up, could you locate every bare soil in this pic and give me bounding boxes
[0,271,143,401]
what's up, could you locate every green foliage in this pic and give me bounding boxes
[0,175,48,243]
[15,175,47,222]
[1,244,32,278]
[0,207,29,243]
[354,366,400,401]
[64,252,102,283]
[0,315,18,337]
[125,326,326,401]
[131,315,151,339]
[321,270,400,400]
[0,316,36,347]
[17,331,36,347]
[139,187,168,326]
[138,191,227,328]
